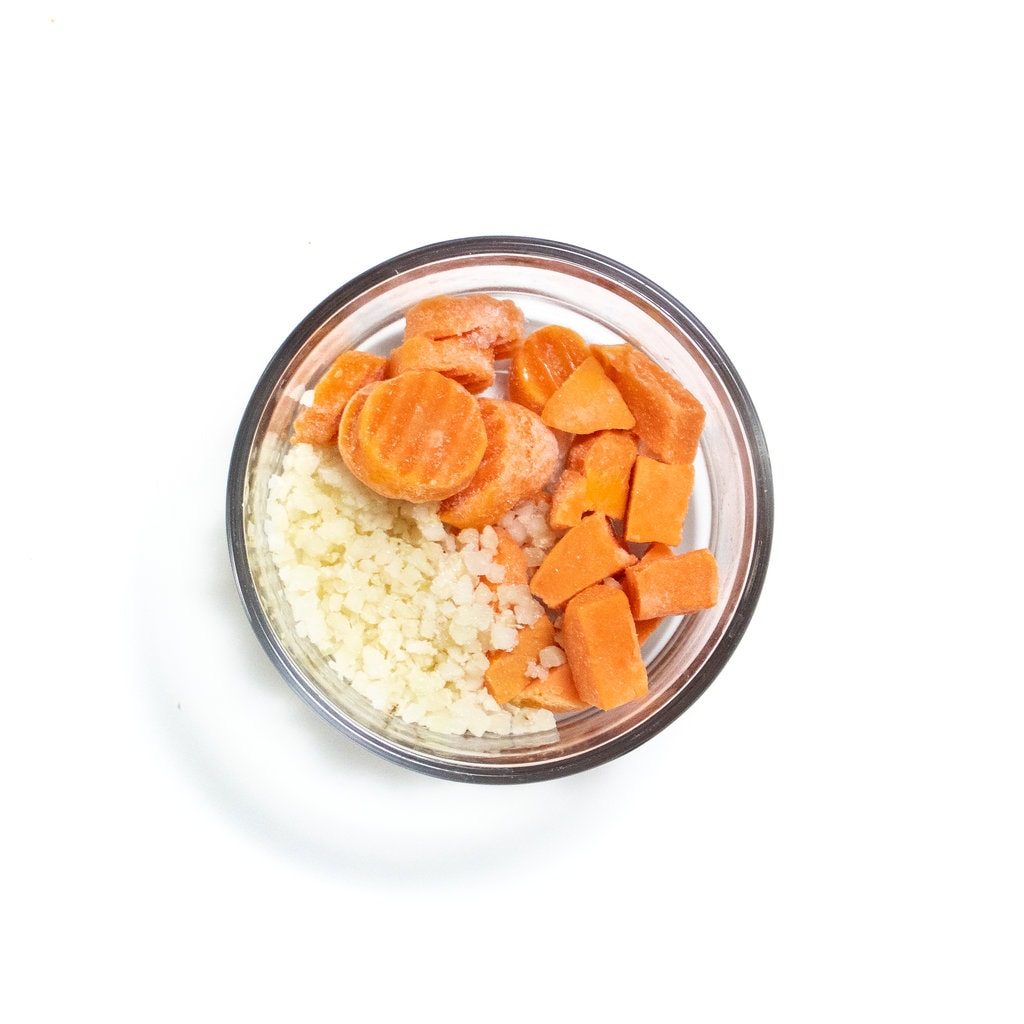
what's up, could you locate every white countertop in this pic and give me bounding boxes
[3,4,1021,1020]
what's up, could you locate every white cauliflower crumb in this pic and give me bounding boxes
[263,444,557,738]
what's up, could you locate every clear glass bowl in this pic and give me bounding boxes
[226,237,773,783]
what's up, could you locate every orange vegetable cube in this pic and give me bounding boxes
[508,324,590,414]
[484,615,555,706]
[624,456,695,545]
[592,345,705,464]
[511,663,590,714]
[529,513,637,610]
[290,350,387,446]
[630,542,675,644]
[562,585,647,710]
[566,430,638,521]
[548,468,589,530]
[540,356,636,434]
[622,548,719,620]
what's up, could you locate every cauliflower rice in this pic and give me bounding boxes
[264,442,559,737]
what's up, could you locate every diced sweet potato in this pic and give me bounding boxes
[548,431,638,529]
[439,399,559,530]
[487,526,529,588]
[387,334,495,394]
[338,370,487,502]
[561,585,647,710]
[548,468,589,530]
[511,663,590,714]
[484,615,555,705]
[631,542,675,643]
[529,513,637,610]
[592,345,705,464]
[290,350,387,446]
[566,430,638,521]
[508,324,591,414]
[624,456,695,545]
[404,293,525,359]
[541,356,636,434]
[622,548,719,620]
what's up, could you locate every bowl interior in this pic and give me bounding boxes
[228,238,772,782]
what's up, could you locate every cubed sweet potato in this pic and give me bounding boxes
[592,345,705,464]
[529,513,637,610]
[541,356,636,434]
[484,614,555,705]
[631,542,675,643]
[561,585,647,710]
[622,548,719,620]
[511,663,590,714]
[624,456,695,545]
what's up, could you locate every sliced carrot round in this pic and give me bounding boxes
[438,398,559,530]
[387,334,495,394]
[338,370,487,502]
[508,324,590,414]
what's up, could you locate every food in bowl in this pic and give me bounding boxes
[227,236,773,783]
[264,290,719,739]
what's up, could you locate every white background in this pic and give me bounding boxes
[3,2,1021,1020]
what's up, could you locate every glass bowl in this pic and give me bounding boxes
[226,236,773,783]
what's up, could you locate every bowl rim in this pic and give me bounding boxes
[226,235,774,783]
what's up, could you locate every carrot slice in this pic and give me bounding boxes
[439,399,559,530]
[338,370,487,502]
[511,663,590,714]
[484,615,555,705]
[592,345,705,464]
[622,548,719,620]
[540,356,636,434]
[624,456,695,545]
[290,351,387,446]
[508,324,590,414]
[387,334,495,394]
[562,585,647,710]
[404,293,525,359]
[529,513,637,610]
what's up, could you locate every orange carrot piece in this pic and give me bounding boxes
[592,345,705,464]
[290,351,387,446]
[508,324,591,414]
[561,585,647,710]
[624,456,695,545]
[541,356,636,434]
[484,615,555,705]
[529,513,637,610]
[387,334,495,394]
[511,663,590,714]
[339,370,487,502]
[404,293,525,359]
[439,398,559,530]
[622,548,719,620]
